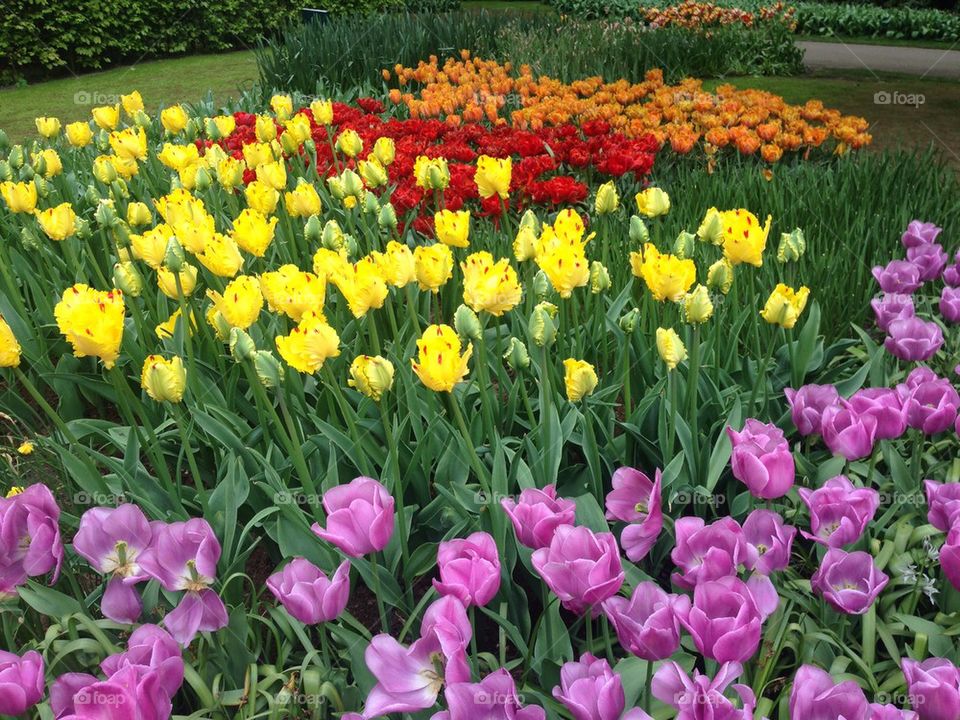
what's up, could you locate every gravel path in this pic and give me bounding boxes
[798,40,960,79]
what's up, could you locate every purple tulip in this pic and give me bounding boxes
[311,476,395,557]
[0,650,44,716]
[100,624,184,698]
[907,243,948,282]
[789,664,869,720]
[924,480,960,532]
[57,666,172,720]
[726,419,795,499]
[940,526,960,591]
[785,384,841,436]
[677,575,771,663]
[902,220,942,249]
[944,250,960,287]
[0,483,63,595]
[742,509,796,574]
[897,374,960,435]
[267,558,350,624]
[138,518,228,646]
[872,294,916,333]
[849,388,907,440]
[811,548,889,615]
[604,467,663,562]
[903,366,940,389]
[501,485,576,550]
[940,286,960,324]
[531,525,624,616]
[671,516,754,590]
[885,317,944,362]
[653,661,755,720]
[821,402,878,461]
[602,581,688,661]
[902,658,960,720]
[50,673,99,718]
[439,669,547,720]
[798,475,879,548]
[873,260,922,294]
[72,504,152,624]
[421,595,472,661]
[434,531,501,607]
[552,653,625,720]
[871,704,920,720]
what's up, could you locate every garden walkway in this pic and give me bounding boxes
[799,40,960,79]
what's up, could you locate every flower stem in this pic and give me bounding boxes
[369,552,390,633]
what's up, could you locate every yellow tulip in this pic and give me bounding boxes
[35,202,77,240]
[412,324,472,392]
[113,261,144,297]
[760,283,810,329]
[256,160,287,191]
[656,327,687,371]
[381,241,417,288]
[216,157,245,189]
[335,128,363,158]
[141,355,186,403]
[413,155,449,191]
[35,117,61,138]
[284,181,322,217]
[635,187,671,218]
[31,148,62,178]
[414,243,454,293]
[65,121,93,147]
[461,251,523,316]
[211,115,236,138]
[358,158,388,188]
[706,258,734,294]
[230,208,277,257]
[196,233,244,278]
[434,209,470,248]
[696,207,724,245]
[208,275,263,330]
[333,257,388,318]
[348,355,395,401]
[513,225,537,262]
[681,284,714,324]
[245,180,280,215]
[372,137,395,166]
[638,244,696,302]
[270,94,294,121]
[261,265,326,322]
[0,314,21,367]
[158,265,198,300]
[158,142,200,171]
[0,181,38,213]
[126,201,152,227]
[313,247,350,282]
[535,240,589,299]
[155,308,196,340]
[594,181,619,214]
[721,209,772,267]
[311,99,334,125]
[110,127,148,161]
[54,284,125,368]
[275,310,341,374]
[91,105,120,130]
[475,155,511,199]
[242,141,276,170]
[255,114,277,143]
[161,105,189,134]
[131,224,174,268]
[563,358,598,401]
[121,91,144,116]
[92,155,118,183]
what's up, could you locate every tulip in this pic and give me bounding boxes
[434,208,470,247]
[58,666,173,720]
[653,661,756,720]
[799,475,878,547]
[564,358,599,402]
[871,705,920,719]
[656,327,687,370]
[501,485,576,550]
[100,624,184,697]
[137,518,228,645]
[434,531,501,607]
[311,98,333,124]
[412,324,472,392]
[604,467,663,562]
[453,304,481,341]
[50,672,99,718]
[475,154,512,199]
[638,244,696,302]
[721,208,771,267]
[0,180,38,213]
[872,260,922,294]
[811,548,888,614]
[161,104,189,134]
[726,419,795,499]
[821,401,878,461]
[348,355,395,401]
[35,116,61,138]
[552,653,632,720]
[635,187,670,217]
[0,483,63,594]
[65,121,93,147]
[706,257,734,294]
[157,265,198,300]
[924,480,960,532]
[0,650,44,716]
[743,509,796,575]
[73,504,152,623]
[531,525,624,615]
[381,241,415,287]
[461,251,522,315]
[849,387,907,440]
[595,181,619,214]
[335,128,363,157]
[603,581,687,661]
[789,664,870,720]
[681,284,714,324]
[140,355,186,403]
[760,283,810,329]
[207,275,263,330]
[284,181,322,217]
[871,293,916,333]
[944,250,960,287]
[334,258,389,318]
[0,314,21,367]
[902,220,942,249]
[902,658,960,720]
[54,284,125,368]
[441,668,548,720]
[907,243,948,282]
[91,104,120,129]
[677,575,770,663]
[940,526,960,591]
[414,243,454,293]
[671,516,752,589]
[267,558,350,624]
[414,155,450,190]
[311,476,395,557]
[898,374,959,434]
[784,384,840,436]
[777,228,806,263]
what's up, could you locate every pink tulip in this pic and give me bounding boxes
[902,658,960,720]
[501,485,576,550]
[726,419,795,499]
[798,475,879,548]
[821,402,878,461]
[311,476,395,557]
[433,531,501,607]
[785,384,840,436]
[897,374,960,435]
[100,624,184,698]
[924,480,960,532]
[553,653,651,720]
[652,661,755,720]
[0,483,63,595]
[671,516,754,590]
[789,664,869,720]
[604,467,663,562]
[811,548,888,615]
[907,243,947,281]
[603,581,688,661]
[940,526,960,591]
[677,576,772,663]
[885,317,944,363]
[871,294,916,334]
[267,558,350,624]
[848,388,907,441]
[0,650,44,716]
[439,668,547,720]
[742,509,796,575]
[872,260,922,294]
[532,525,624,616]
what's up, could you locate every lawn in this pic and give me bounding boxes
[0,50,258,143]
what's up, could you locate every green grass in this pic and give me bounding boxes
[0,51,258,143]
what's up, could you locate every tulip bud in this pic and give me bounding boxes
[454,304,482,341]
[113,261,143,297]
[529,301,558,347]
[95,129,110,152]
[18,163,34,181]
[93,155,117,183]
[94,199,118,228]
[348,355,395,401]
[363,190,379,214]
[619,308,640,334]
[594,180,619,214]
[126,201,152,227]
[7,145,24,169]
[777,228,806,263]
[304,214,323,245]
[203,117,222,141]
[0,130,8,151]
[533,270,550,300]
[0,160,11,182]
[19,226,41,251]
[344,234,359,258]
[681,284,714,324]
[674,230,696,260]
[706,258,734,295]
[428,164,448,190]
[589,261,611,294]
[133,110,151,128]
[84,184,101,206]
[163,237,186,272]
[141,355,186,403]
[33,177,50,199]
[696,207,724,245]
[30,153,46,177]
[519,208,540,234]
[184,118,201,143]
[503,337,530,371]
[303,139,316,156]
[109,179,128,199]
[322,220,345,251]
[629,215,649,244]
[74,217,91,241]
[229,328,257,362]
[378,202,397,231]
[656,327,687,371]
[193,165,213,192]
[254,350,284,388]
[280,131,301,156]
